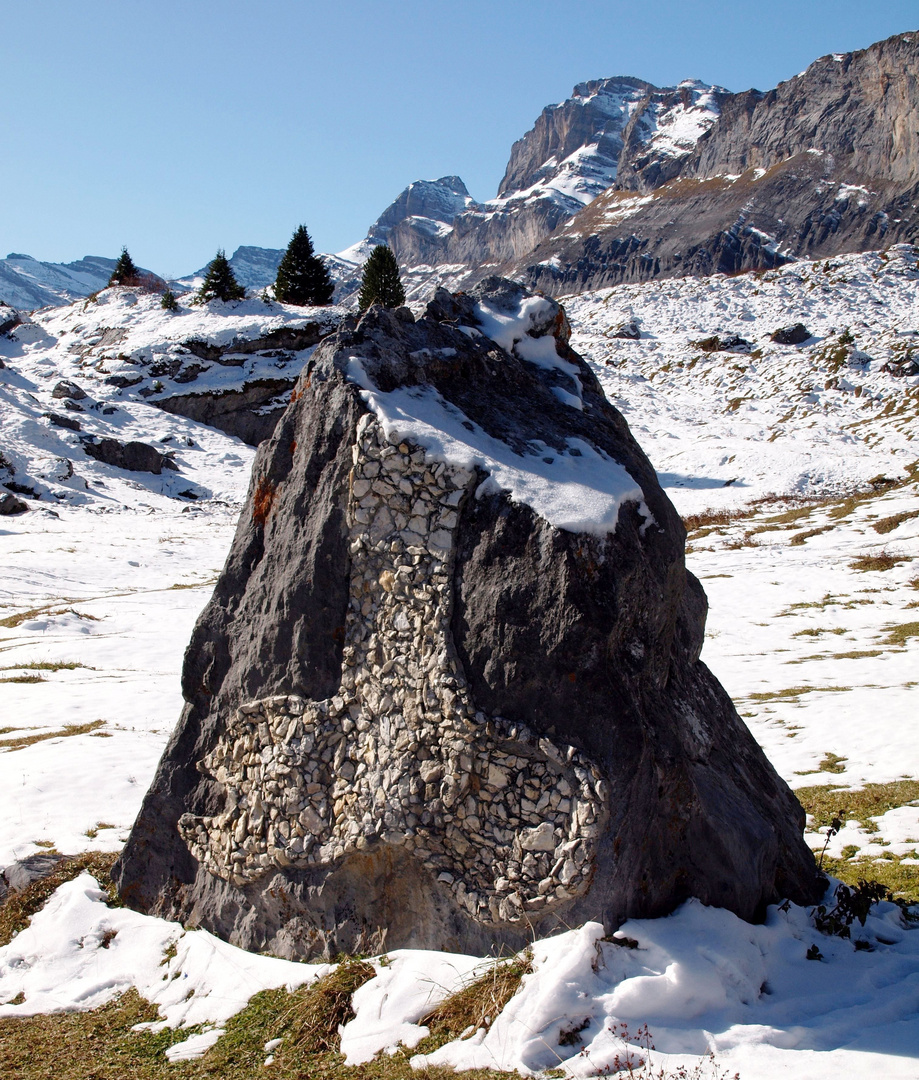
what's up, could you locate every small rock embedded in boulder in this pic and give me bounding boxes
[115,279,819,959]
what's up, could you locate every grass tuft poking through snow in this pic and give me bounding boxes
[0,852,119,948]
[284,958,376,1054]
[416,951,533,1054]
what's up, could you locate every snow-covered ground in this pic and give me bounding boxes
[1,249,918,1077]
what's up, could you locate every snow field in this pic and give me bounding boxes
[1,248,918,1076]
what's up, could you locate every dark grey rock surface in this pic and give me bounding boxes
[81,436,171,474]
[0,492,29,515]
[115,282,819,959]
[771,323,811,346]
[52,379,87,401]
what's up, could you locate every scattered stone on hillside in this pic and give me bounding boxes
[115,279,819,960]
[43,457,73,482]
[43,411,82,431]
[770,323,811,345]
[52,379,87,400]
[611,320,641,339]
[0,853,68,902]
[0,306,21,337]
[882,356,919,378]
[693,335,753,353]
[81,436,174,474]
[719,335,753,353]
[105,373,144,389]
[0,492,28,515]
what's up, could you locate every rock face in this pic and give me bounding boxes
[115,281,819,959]
[369,177,475,247]
[328,79,724,305]
[514,32,919,294]
[81,436,174,474]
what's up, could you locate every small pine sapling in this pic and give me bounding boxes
[194,250,246,304]
[358,244,405,310]
[274,225,334,306]
[108,247,139,286]
[160,289,179,312]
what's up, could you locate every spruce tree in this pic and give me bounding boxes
[358,244,405,310]
[108,246,139,286]
[274,225,334,306]
[194,249,246,303]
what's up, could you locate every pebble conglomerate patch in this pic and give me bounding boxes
[180,415,606,923]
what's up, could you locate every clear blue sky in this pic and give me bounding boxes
[3,1,916,276]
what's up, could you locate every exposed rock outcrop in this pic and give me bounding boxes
[0,304,21,336]
[514,32,919,294]
[81,436,175,474]
[155,378,296,446]
[115,281,819,959]
[0,492,28,515]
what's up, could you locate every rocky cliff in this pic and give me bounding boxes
[114,280,818,959]
[336,31,919,303]
[513,31,919,294]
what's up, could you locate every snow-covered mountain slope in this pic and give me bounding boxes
[517,31,919,295]
[0,253,136,311]
[566,243,919,511]
[0,285,342,506]
[498,76,726,205]
[1,247,918,1078]
[323,78,725,306]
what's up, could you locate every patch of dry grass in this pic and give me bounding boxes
[0,851,119,948]
[747,685,851,703]
[0,719,106,752]
[790,527,832,546]
[0,984,519,1079]
[415,951,533,1054]
[850,552,911,572]
[873,509,919,534]
[796,780,919,834]
[882,621,919,647]
[0,605,98,629]
[284,958,376,1053]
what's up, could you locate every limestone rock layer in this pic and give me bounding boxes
[115,282,819,959]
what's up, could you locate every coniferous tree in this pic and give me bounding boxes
[109,247,139,286]
[274,225,334,306]
[194,249,246,303]
[358,244,405,310]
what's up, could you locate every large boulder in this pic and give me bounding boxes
[114,280,819,959]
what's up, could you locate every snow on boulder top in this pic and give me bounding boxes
[347,284,648,536]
